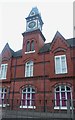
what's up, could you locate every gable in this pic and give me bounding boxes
[51,31,69,53]
[2,43,14,61]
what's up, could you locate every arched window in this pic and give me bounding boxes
[31,41,34,51]
[26,41,30,52]
[21,87,35,108]
[54,85,72,109]
[0,88,7,107]
[25,61,33,77]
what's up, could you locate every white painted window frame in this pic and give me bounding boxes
[55,55,67,74]
[0,64,8,79]
[20,87,35,109]
[25,61,33,77]
[54,85,72,109]
[0,88,8,107]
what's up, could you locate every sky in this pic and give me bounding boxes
[0,0,74,53]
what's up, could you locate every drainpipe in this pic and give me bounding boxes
[43,52,46,112]
[12,58,17,109]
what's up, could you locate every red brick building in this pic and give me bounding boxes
[0,7,75,112]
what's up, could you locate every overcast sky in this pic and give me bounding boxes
[0,0,74,53]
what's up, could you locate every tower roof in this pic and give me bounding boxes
[28,7,41,17]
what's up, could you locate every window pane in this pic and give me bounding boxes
[55,57,61,74]
[67,92,71,99]
[4,65,8,78]
[27,100,30,106]
[56,87,59,91]
[23,88,26,92]
[31,41,34,51]
[27,93,30,99]
[26,66,30,77]
[22,93,26,106]
[56,92,60,106]
[32,88,35,92]
[26,41,30,52]
[1,66,4,78]
[27,87,30,92]
[61,86,65,91]
[61,92,66,106]
[4,93,6,104]
[66,86,70,91]
[61,56,67,73]
[30,65,33,76]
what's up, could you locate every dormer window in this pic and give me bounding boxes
[25,40,35,54]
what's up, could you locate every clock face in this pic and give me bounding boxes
[28,21,36,28]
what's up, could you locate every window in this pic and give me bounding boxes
[54,85,72,109]
[25,40,35,54]
[20,87,35,108]
[55,55,67,74]
[25,61,33,77]
[0,88,7,107]
[0,64,8,79]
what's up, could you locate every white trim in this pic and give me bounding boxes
[25,50,35,54]
[0,104,9,107]
[54,106,72,110]
[20,106,36,109]
[54,106,67,110]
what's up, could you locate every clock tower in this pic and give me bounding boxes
[22,7,45,57]
[26,7,43,32]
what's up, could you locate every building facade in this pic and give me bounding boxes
[0,7,75,112]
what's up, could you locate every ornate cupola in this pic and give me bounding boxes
[26,7,44,32]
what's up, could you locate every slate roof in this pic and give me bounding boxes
[66,38,75,47]
[39,43,51,53]
[27,7,41,18]
[39,38,75,53]
[12,49,22,57]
